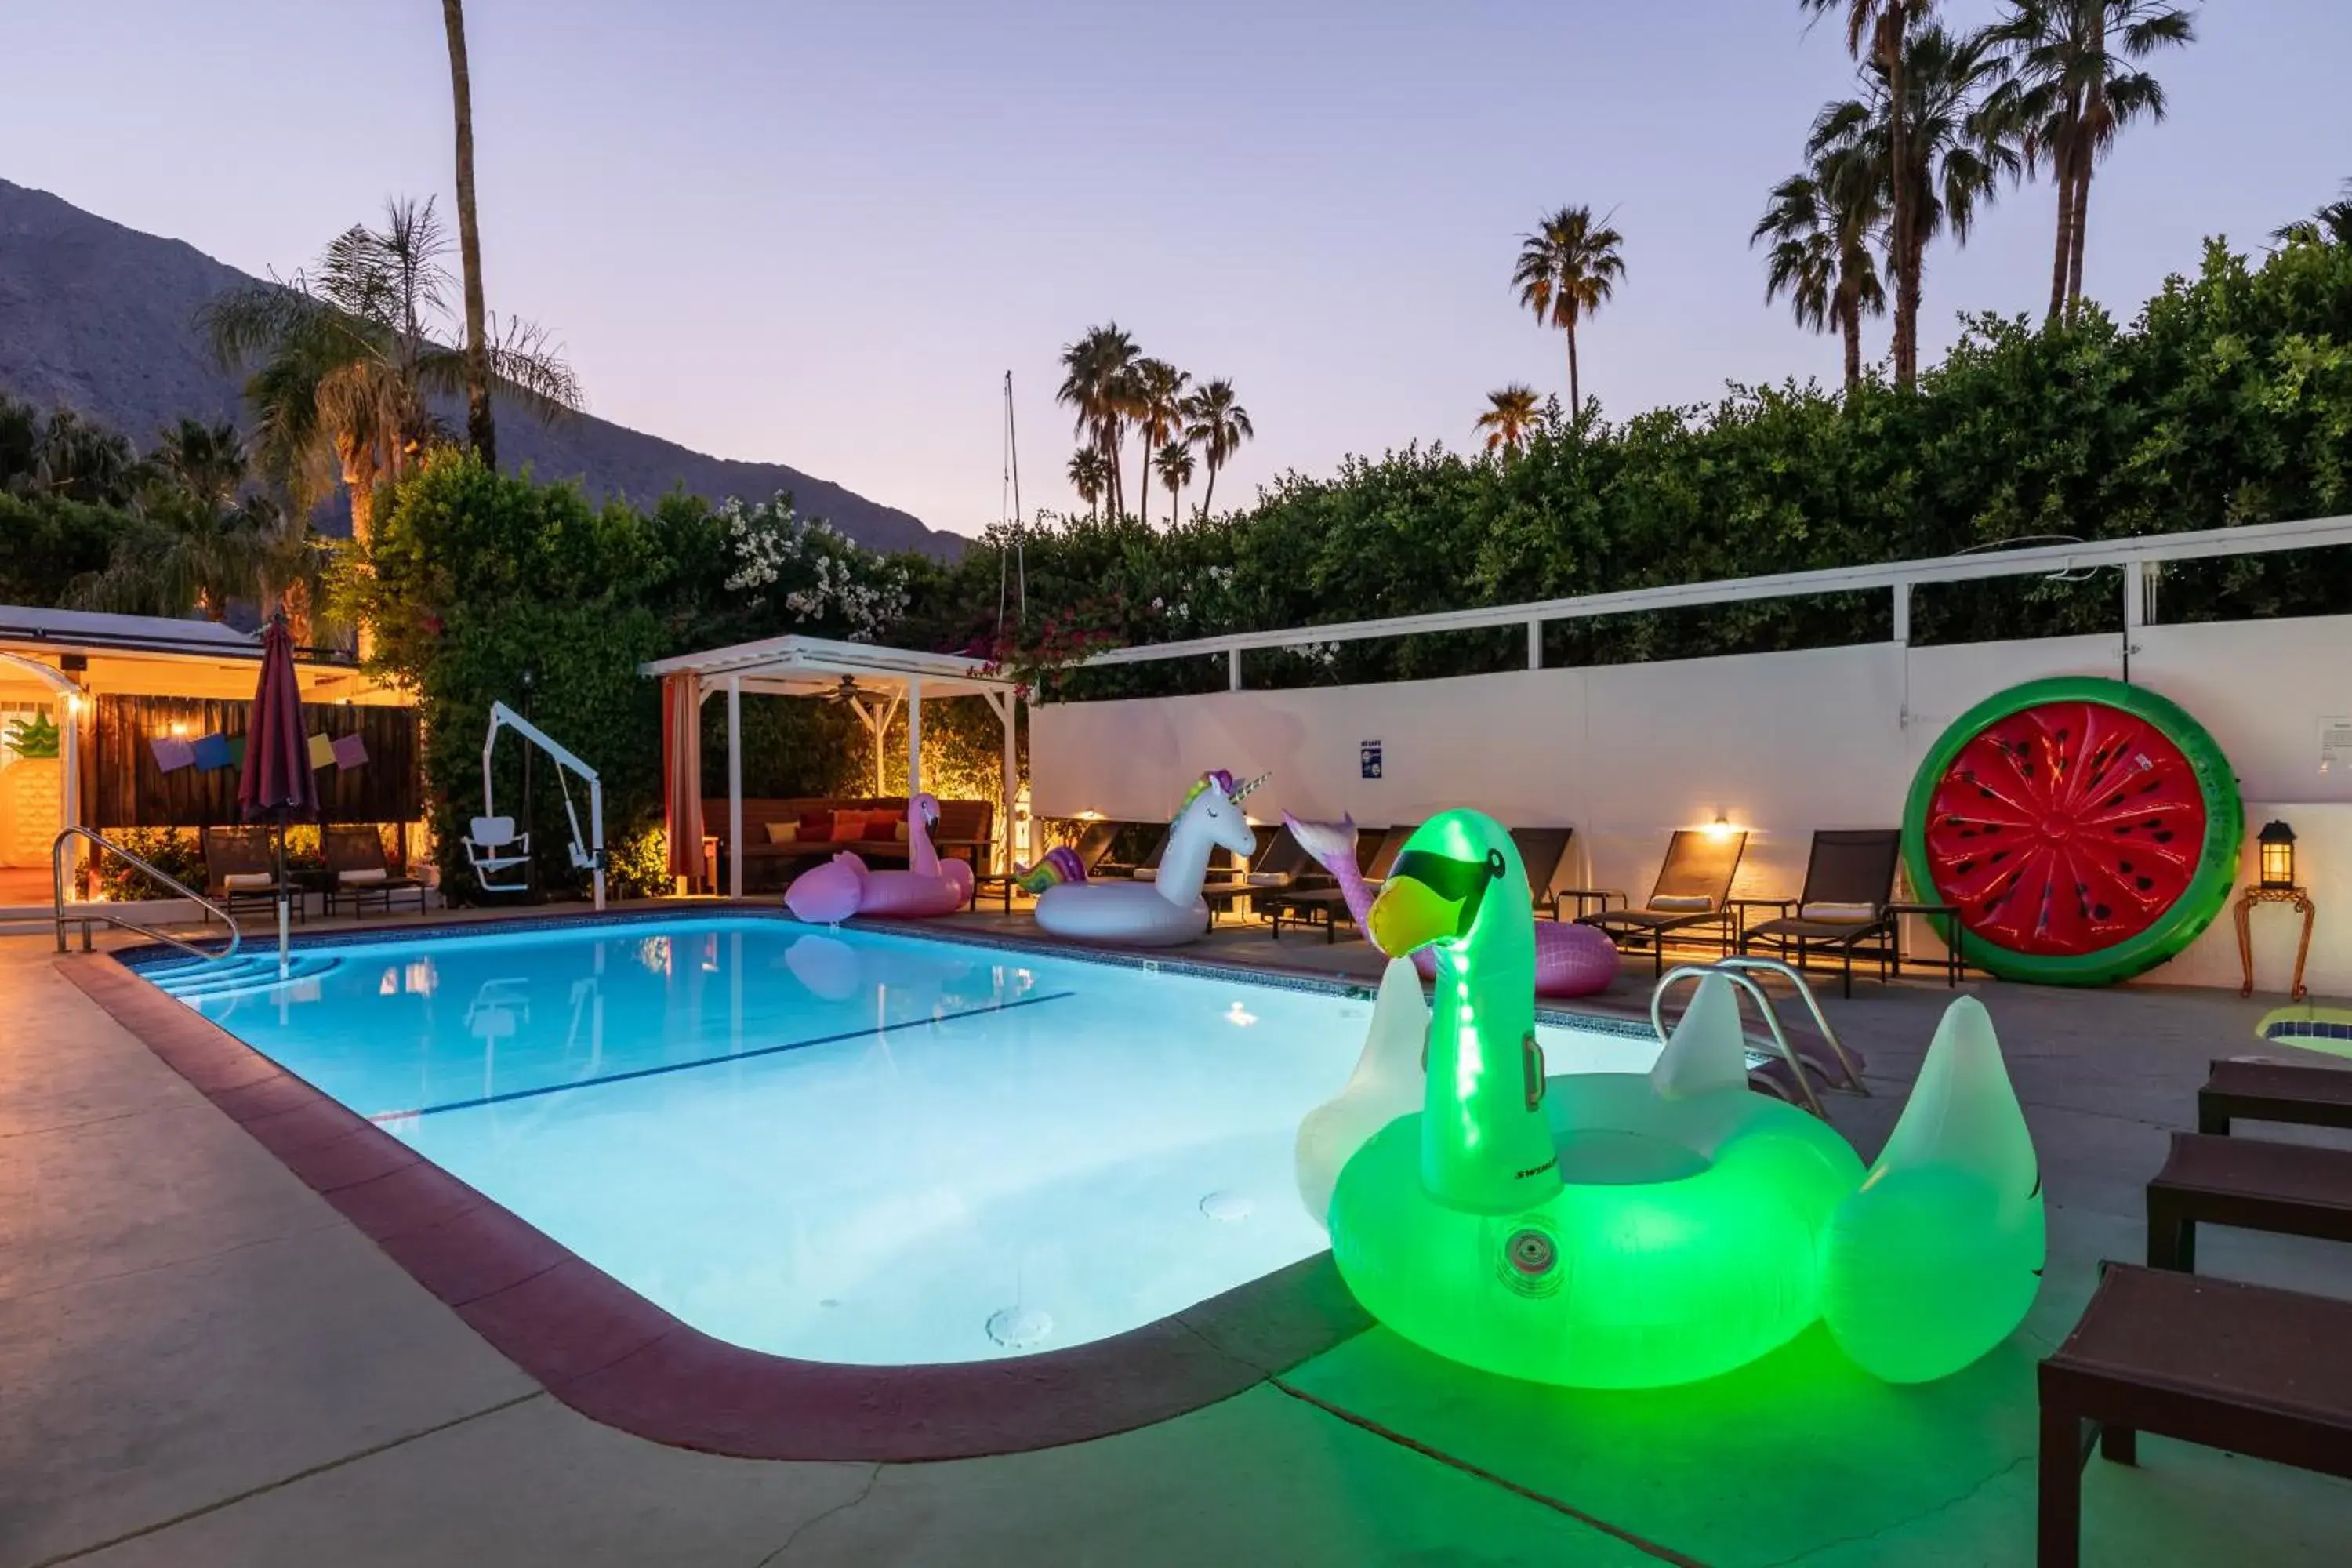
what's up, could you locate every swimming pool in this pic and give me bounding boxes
[156,917,1663,1365]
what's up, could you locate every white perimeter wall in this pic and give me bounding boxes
[1034,615,2352,996]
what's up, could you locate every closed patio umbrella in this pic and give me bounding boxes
[238,613,318,974]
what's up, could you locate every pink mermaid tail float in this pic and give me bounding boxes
[1284,811,1619,997]
[789,793,971,922]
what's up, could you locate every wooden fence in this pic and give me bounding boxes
[82,695,421,829]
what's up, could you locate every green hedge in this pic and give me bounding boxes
[913,235,2352,699]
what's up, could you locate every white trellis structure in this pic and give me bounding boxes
[640,635,1022,898]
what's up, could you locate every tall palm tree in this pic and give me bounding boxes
[1511,206,1625,416]
[1178,378,1254,521]
[1987,1,2194,324]
[1753,154,1887,392]
[200,197,581,546]
[1812,22,2018,386]
[441,0,497,465]
[1800,1,1928,381]
[2274,180,2352,248]
[1156,441,1195,523]
[1066,447,1108,519]
[1132,359,1189,523]
[1055,324,1140,520]
[1474,385,1542,456]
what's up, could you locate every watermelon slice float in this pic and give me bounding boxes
[1903,677,2243,986]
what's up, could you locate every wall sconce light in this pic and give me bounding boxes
[1704,811,1737,843]
[2258,820,2298,889]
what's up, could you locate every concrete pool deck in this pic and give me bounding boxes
[5,902,2351,1565]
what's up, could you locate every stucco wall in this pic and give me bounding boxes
[1033,615,2352,996]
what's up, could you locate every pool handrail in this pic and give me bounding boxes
[53,825,241,966]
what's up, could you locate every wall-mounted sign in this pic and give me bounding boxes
[2321,716,2352,776]
[1360,740,1383,780]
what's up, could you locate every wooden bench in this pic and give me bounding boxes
[2038,1263,2352,1566]
[2200,1058,2352,1136]
[2144,1131,2352,1272]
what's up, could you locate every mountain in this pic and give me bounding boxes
[0,179,960,557]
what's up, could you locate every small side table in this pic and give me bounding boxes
[2234,884,2314,1002]
[1886,902,1965,987]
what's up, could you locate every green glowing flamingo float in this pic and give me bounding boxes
[1321,810,2044,1388]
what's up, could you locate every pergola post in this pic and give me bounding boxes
[725,675,742,899]
[986,689,1018,872]
[906,676,924,794]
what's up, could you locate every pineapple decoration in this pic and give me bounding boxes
[0,713,64,867]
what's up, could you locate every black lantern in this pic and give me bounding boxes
[2258,821,2297,889]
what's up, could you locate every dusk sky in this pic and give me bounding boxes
[4,1,2346,538]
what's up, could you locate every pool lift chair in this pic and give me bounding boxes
[462,701,607,911]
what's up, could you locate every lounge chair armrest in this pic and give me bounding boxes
[1552,887,1625,920]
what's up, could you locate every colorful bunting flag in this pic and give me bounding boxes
[331,733,368,770]
[191,733,233,771]
[150,736,195,774]
[307,731,336,769]
[227,735,246,768]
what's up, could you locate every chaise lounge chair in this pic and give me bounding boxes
[1508,826,1575,920]
[1572,827,1748,977]
[323,824,430,918]
[1737,828,1903,997]
[1202,825,1312,924]
[1266,823,1415,942]
[201,824,302,925]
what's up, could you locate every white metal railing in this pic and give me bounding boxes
[1076,512,2352,676]
[52,826,240,964]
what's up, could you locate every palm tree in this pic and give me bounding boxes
[1131,360,1190,524]
[1800,1,1927,381]
[441,0,497,465]
[12,406,145,505]
[1811,23,2018,387]
[1055,324,1140,520]
[200,197,581,545]
[2274,180,2352,247]
[1155,441,1196,523]
[1753,155,1887,391]
[1178,378,1254,520]
[1474,385,1543,456]
[67,422,316,623]
[1066,447,1109,519]
[1511,206,1625,417]
[1987,1,2194,324]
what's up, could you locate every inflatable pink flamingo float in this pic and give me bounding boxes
[1285,811,1619,997]
[786,793,975,924]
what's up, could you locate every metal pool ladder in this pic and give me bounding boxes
[1650,956,1867,1119]
[52,826,240,966]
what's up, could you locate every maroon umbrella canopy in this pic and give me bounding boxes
[238,616,319,825]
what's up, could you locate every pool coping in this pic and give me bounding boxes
[61,924,1387,1463]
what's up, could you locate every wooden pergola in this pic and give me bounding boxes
[640,635,1022,897]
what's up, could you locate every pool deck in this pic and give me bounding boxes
[5,898,2351,1566]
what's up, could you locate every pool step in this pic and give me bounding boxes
[151,953,341,1000]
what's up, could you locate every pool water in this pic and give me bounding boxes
[169,918,1661,1364]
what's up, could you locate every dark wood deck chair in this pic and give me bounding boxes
[1091,821,1165,880]
[1508,827,1575,918]
[201,824,299,923]
[324,824,430,917]
[1203,825,1313,920]
[1739,829,1903,997]
[1065,819,1122,874]
[1574,828,1748,976]
[1267,823,1417,940]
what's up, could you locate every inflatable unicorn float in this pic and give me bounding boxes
[784,793,975,924]
[1301,809,2044,1389]
[1285,811,1620,998]
[1032,769,1263,947]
